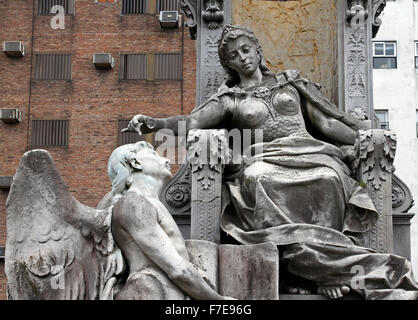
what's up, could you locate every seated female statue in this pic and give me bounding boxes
[126,25,418,300]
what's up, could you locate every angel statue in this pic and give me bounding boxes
[5,142,232,300]
[124,25,418,300]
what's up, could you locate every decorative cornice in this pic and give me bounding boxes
[180,0,198,39]
[372,0,387,38]
[201,0,224,30]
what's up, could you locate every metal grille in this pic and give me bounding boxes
[118,120,154,146]
[38,0,74,15]
[31,120,69,148]
[156,0,179,12]
[122,0,147,14]
[34,54,72,80]
[155,53,182,80]
[120,54,147,80]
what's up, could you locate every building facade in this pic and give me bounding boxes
[0,0,196,299]
[372,0,418,275]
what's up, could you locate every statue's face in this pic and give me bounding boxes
[134,148,172,182]
[225,36,260,77]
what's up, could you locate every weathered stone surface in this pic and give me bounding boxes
[218,242,279,300]
[393,213,415,261]
[188,130,228,244]
[232,0,338,104]
[185,240,218,291]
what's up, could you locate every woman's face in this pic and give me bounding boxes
[225,36,260,77]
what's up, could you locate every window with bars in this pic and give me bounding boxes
[34,54,72,80]
[155,53,182,80]
[30,120,69,148]
[120,53,182,80]
[122,0,147,14]
[37,0,75,15]
[156,0,179,12]
[375,110,389,130]
[373,42,397,69]
[122,0,179,14]
[119,54,147,80]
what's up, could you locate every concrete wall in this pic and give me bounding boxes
[373,0,418,275]
[232,0,338,104]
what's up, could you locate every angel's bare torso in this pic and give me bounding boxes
[112,191,189,275]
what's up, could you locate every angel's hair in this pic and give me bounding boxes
[108,141,154,199]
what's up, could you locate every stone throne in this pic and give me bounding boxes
[158,0,415,298]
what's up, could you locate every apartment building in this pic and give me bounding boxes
[372,0,418,275]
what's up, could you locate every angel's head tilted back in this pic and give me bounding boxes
[108,141,172,203]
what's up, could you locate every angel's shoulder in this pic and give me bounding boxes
[113,191,159,227]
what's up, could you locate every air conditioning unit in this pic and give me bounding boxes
[93,53,115,69]
[159,11,179,29]
[3,41,25,57]
[0,108,22,124]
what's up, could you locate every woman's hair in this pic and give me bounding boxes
[218,25,274,87]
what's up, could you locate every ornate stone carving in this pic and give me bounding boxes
[187,129,228,190]
[187,129,228,243]
[344,1,369,119]
[372,0,387,38]
[201,0,224,30]
[203,33,223,101]
[159,164,191,214]
[356,129,396,253]
[180,0,198,40]
[392,174,415,214]
[357,130,396,189]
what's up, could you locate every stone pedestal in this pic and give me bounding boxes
[186,240,279,300]
[393,213,415,261]
[356,129,396,253]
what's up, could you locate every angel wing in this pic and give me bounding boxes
[5,149,125,300]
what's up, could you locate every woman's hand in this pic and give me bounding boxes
[122,114,158,135]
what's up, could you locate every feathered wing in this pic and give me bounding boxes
[5,150,124,300]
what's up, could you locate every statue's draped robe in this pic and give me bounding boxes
[193,70,418,299]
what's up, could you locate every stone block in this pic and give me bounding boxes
[185,240,218,290]
[218,242,279,300]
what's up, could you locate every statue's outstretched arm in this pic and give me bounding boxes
[127,100,229,135]
[305,100,358,145]
[116,196,230,300]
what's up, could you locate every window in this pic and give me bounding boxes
[30,120,69,148]
[156,0,179,12]
[373,42,397,69]
[34,54,72,80]
[119,54,147,80]
[415,41,418,69]
[37,0,74,15]
[118,120,155,147]
[155,53,182,80]
[375,110,389,130]
[416,111,418,137]
[120,53,182,80]
[122,0,147,14]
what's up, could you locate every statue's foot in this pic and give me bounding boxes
[286,286,311,295]
[317,285,350,299]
